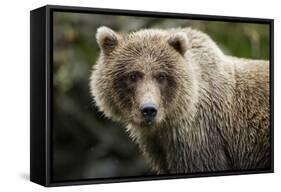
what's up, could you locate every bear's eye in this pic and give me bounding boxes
[129,72,141,82]
[156,73,167,83]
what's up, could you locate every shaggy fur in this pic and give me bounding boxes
[90,26,270,174]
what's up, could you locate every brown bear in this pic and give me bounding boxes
[90,26,270,174]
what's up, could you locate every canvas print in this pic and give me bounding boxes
[52,11,271,182]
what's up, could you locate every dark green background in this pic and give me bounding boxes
[52,11,269,181]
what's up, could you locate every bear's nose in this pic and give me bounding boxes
[141,103,158,119]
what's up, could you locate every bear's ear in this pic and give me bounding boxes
[96,26,120,55]
[168,32,189,55]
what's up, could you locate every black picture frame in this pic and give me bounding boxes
[30,4,274,187]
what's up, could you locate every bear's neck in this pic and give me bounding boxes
[134,94,233,174]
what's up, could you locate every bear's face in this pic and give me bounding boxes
[91,27,192,127]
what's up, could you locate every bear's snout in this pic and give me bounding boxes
[140,103,158,124]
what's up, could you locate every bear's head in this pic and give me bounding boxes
[90,26,197,128]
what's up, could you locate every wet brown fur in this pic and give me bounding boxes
[90,27,270,174]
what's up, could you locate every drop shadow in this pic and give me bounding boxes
[19,173,30,181]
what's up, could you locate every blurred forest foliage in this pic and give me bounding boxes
[52,11,269,181]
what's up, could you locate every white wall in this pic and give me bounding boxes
[0,0,279,191]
